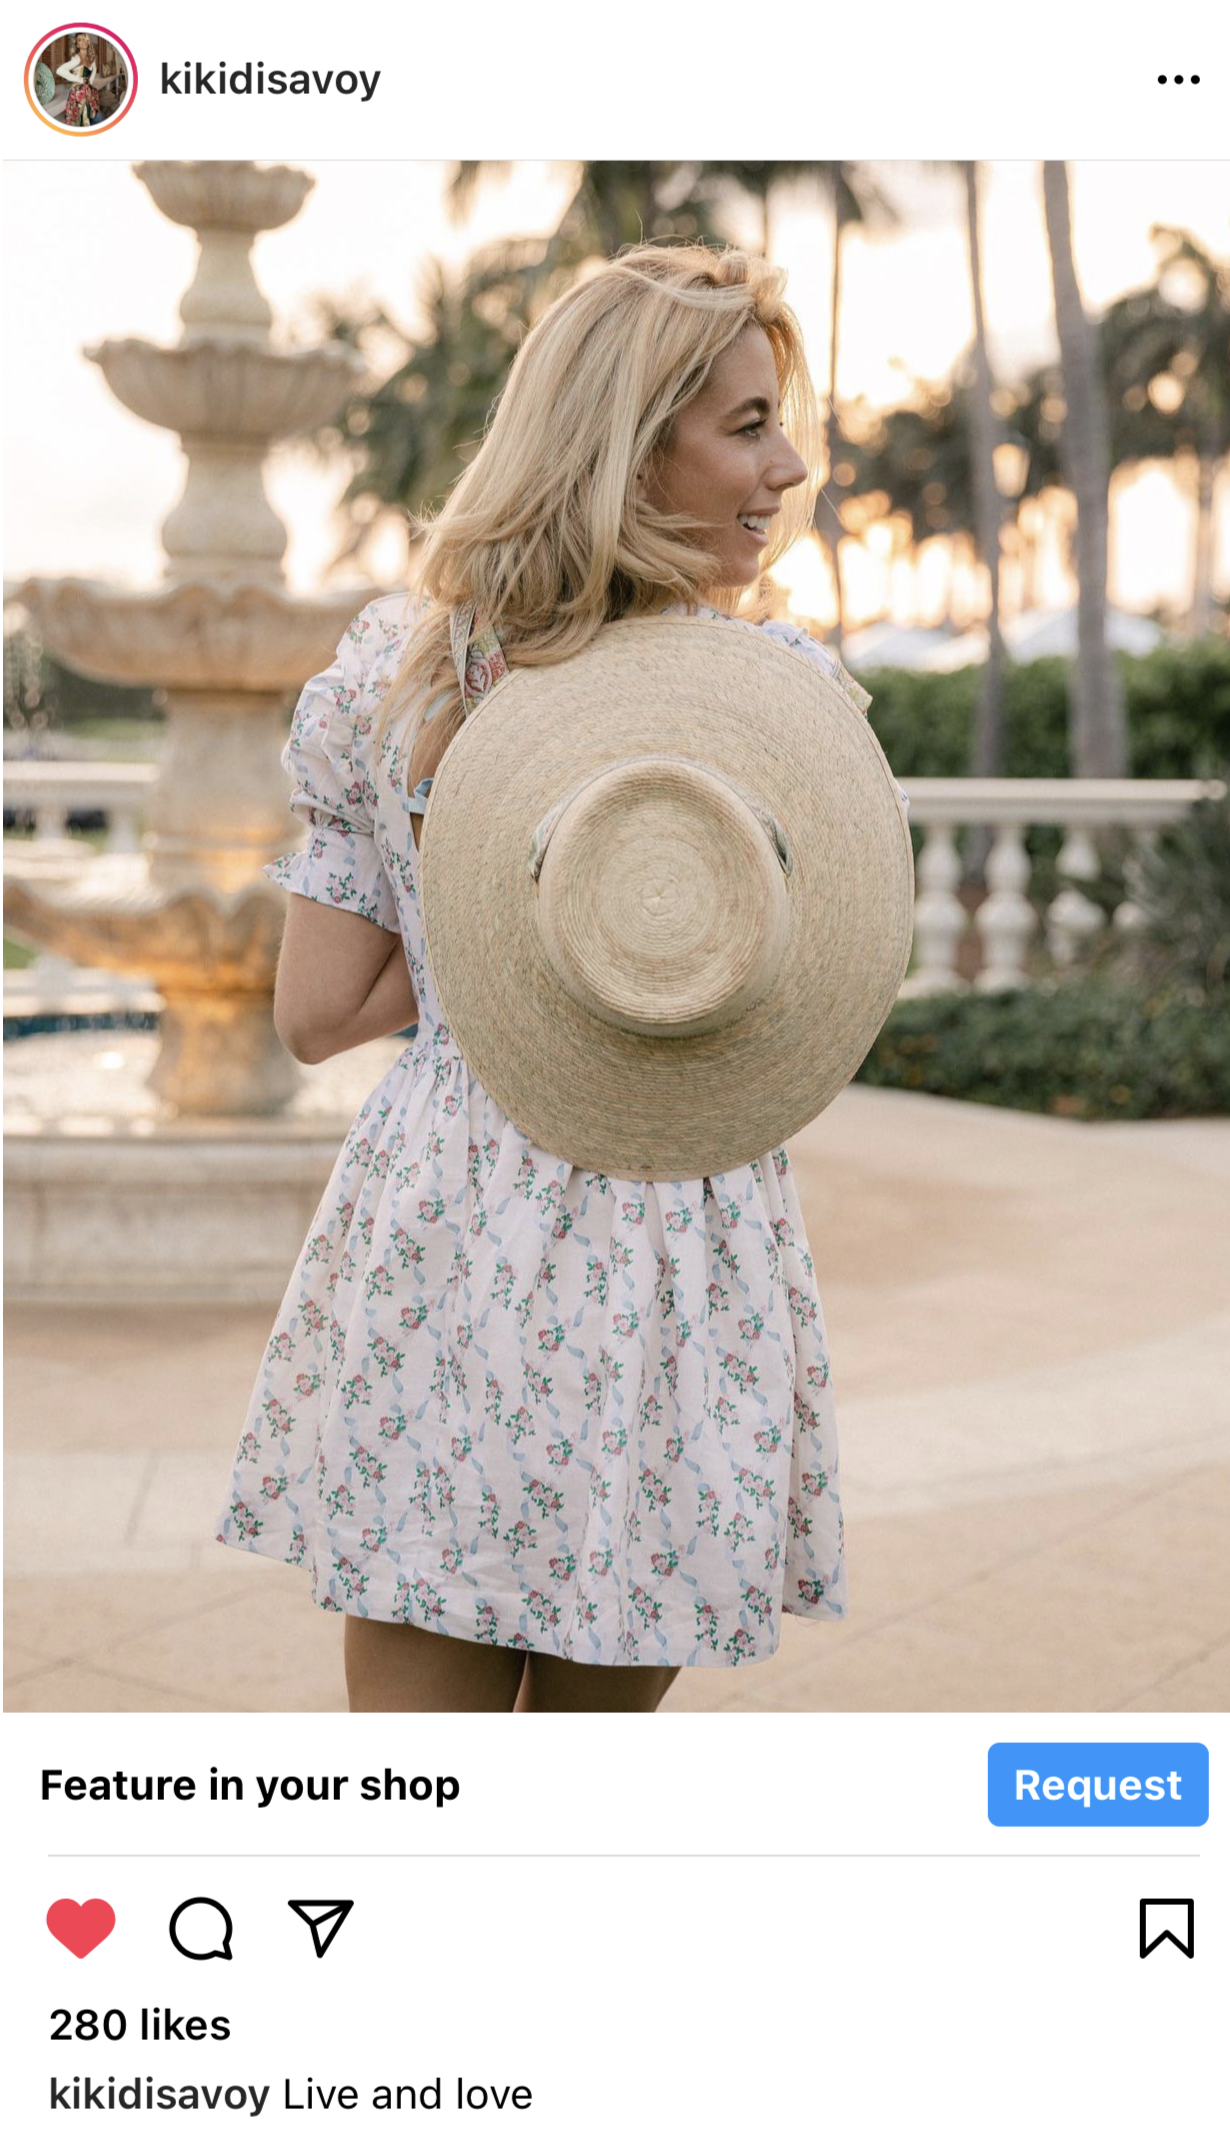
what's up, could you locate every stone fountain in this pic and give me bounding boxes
[5,161,402,1301]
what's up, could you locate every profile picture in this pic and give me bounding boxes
[25,24,136,132]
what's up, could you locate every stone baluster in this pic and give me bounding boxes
[1113,825,1159,934]
[974,822,1037,990]
[109,800,142,856]
[1046,825,1107,966]
[34,801,70,843]
[27,949,82,1002]
[901,822,968,994]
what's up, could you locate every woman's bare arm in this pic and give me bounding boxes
[272,895,418,1065]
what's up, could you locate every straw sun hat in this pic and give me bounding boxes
[419,610,914,1180]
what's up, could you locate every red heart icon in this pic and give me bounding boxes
[47,1899,116,1958]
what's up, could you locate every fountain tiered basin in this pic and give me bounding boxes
[4,160,393,1298]
[89,335,361,440]
[15,578,368,691]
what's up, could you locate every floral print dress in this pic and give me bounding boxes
[215,593,899,1667]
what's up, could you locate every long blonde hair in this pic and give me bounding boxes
[379,240,824,791]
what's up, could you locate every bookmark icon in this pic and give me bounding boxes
[1138,1898,1194,1960]
[288,1900,354,1958]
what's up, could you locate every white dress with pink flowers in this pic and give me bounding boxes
[214,594,889,1667]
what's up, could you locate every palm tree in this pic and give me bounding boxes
[962,162,1010,793]
[837,382,967,617]
[311,164,733,554]
[1041,161,1128,776]
[820,163,855,652]
[449,160,724,253]
[1100,227,1230,635]
[309,241,555,556]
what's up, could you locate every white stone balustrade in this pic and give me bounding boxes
[900,777,1226,995]
[4,761,156,859]
[4,766,1225,1002]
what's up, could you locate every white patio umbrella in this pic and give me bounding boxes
[841,606,1168,673]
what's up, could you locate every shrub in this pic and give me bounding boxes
[855,976,1230,1119]
[1078,790,1230,1000]
[863,638,1230,783]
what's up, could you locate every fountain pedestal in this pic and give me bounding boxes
[4,162,401,1296]
[4,1030,409,1302]
[8,159,371,1119]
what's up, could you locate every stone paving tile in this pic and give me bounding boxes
[838,1311,1230,1516]
[3,1638,55,1691]
[5,1661,224,1714]
[1,1562,327,1711]
[3,1568,268,1666]
[667,1463,1230,1714]
[4,1306,271,1455]
[836,1472,1166,1628]
[79,1582,347,1714]
[5,1453,154,1568]
[1117,1636,1230,1713]
[797,1095,1229,1399]
[192,1542,285,1579]
[1094,1116,1230,1180]
[130,1454,235,1549]
[12,1466,1223,1716]
[3,1560,344,1714]
[5,1090,1227,1715]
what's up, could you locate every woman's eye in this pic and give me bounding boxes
[740,420,766,436]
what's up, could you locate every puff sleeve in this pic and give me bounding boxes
[759,617,910,816]
[263,604,403,933]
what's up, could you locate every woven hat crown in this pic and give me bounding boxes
[533,753,792,1038]
[416,613,914,1179]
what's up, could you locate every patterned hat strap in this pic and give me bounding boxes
[449,602,478,702]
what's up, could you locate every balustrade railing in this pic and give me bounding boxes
[2,764,1225,1003]
[3,761,156,857]
[902,777,1226,993]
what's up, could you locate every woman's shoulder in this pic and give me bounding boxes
[340,589,424,671]
[285,592,418,765]
[323,591,424,735]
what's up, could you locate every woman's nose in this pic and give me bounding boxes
[771,443,808,493]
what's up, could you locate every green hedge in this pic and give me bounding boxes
[863,639,1230,783]
[855,977,1230,1119]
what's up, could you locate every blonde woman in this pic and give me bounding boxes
[57,32,101,125]
[216,242,882,1715]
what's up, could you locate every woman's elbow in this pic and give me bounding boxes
[272,1002,333,1065]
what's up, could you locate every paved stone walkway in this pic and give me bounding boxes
[6,1086,1228,1713]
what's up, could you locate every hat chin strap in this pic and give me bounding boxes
[531,756,793,1041]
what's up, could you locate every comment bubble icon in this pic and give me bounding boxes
[169,1897,234,1961]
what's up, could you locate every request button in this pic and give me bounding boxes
[988,1743,1208,1827]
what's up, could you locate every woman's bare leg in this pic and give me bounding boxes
[517,1652,680,1713]
[345,1617,526,1713]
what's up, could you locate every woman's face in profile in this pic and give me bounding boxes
[649,323,808,591]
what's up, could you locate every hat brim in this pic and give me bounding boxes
[419,614,914,1180]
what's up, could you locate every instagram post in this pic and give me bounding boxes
[3,6,1226,2120]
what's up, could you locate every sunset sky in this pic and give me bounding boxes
[5,159,1228,629]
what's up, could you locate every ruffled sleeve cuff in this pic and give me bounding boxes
[263,604,403,933]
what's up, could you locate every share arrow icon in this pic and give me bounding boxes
[288,1900,354,1958]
